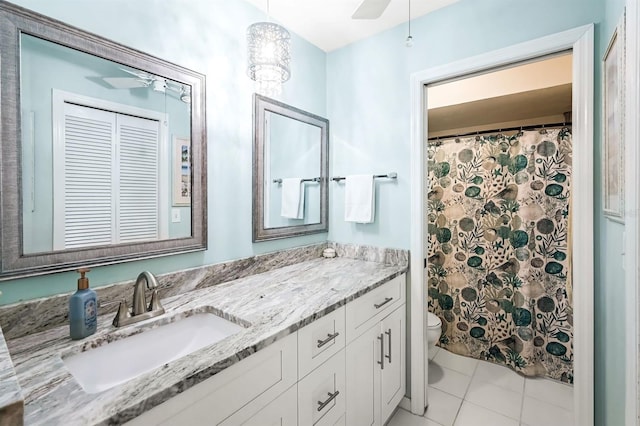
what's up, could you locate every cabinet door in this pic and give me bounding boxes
[333,414,346,425]
[380,305,406,423]
[345,323,381,426]
[127,333,297,426]
[241,385,298,426]
[298,349,345,426]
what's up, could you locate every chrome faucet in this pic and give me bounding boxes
[132,271,161,315]
[111,271,165,327]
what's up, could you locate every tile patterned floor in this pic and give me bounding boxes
[387,347,574,426]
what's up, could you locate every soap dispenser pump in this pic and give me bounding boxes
[69,268,98,340]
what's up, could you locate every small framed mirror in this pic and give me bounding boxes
[253,95,329,241]
[0,2,207,279]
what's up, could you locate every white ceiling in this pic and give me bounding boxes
[426,54,573,137]
[428,84,573,137]
[244,0,460,52]
[428,54,573,109]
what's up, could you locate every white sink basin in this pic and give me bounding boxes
[63,312,245,394]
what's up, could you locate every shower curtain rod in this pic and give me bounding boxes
[427,121,572,141]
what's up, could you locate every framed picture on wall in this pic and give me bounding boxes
[602,12,625,222]
[173,136,191,206]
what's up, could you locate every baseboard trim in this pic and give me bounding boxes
[399,396,411,411]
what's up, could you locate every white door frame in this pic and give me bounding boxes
[625,0,640,424]
[409,25,595,425]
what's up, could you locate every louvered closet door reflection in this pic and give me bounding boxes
[57,103,161,250]
[116,114,160,243]
[60,103,116,250]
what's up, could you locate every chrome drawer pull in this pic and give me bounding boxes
[374,297,393,309]
[385,329,392,363]
[377,333,384,369]
[317,332,340,348]
[317,390,340,412]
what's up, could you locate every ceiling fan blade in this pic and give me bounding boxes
[351,0,391,19]
[103,77,149,89]
[119,67,154,80]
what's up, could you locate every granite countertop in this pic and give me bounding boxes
[0,326,23,425]
[4,257,407,425]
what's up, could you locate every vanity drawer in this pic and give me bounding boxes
[221,383,298,426]
[298,305,345,379]
[346,274,405,342]
[298,349,346,426]
[127,332,297,426]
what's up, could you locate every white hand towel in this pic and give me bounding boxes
[281,178,304,219]
[344,174,375,223]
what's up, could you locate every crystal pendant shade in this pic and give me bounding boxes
[247,22,291,97]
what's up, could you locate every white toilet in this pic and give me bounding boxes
[427,311,442,350]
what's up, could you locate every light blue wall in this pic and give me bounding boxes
[266,113,321,227]
[327,0,603,249]
[597,0,626,424]
[326,0,623,423]
[1,1,628,422]
[0,0,327,304]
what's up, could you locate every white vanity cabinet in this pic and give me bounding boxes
[223,384,298,426]
[126,332,298,426]
[345,274,405,343]
[345,275,406,426]
[297,306,347,425]
[297,305,346,379]
[379,305,406,422]
[298,349,346,425]
[125,274,406,426]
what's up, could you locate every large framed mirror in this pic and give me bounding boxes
[0,2,207,279]
[253,95,328,241]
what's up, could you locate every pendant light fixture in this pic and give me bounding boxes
[405,0,414,47]
[246,0,291,96]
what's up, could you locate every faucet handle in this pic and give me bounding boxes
[148,289,165,314]
[112,299,132,327]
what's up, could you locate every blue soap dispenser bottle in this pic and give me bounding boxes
[69,268,97,340]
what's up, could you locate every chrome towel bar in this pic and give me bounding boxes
[273,177,321,184]
[331,172,397,182]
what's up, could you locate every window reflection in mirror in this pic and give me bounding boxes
[20,34,192,255]
[264,111,322,229]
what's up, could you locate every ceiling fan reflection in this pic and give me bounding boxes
[102,68,191,104]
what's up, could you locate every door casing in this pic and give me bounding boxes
[409,24,595,426]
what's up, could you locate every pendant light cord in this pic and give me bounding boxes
[408,0,411,37]
[405,0,413,47]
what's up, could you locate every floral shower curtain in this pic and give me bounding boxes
[426,128,574,383]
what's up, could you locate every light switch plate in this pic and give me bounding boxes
[171,208,181,223]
